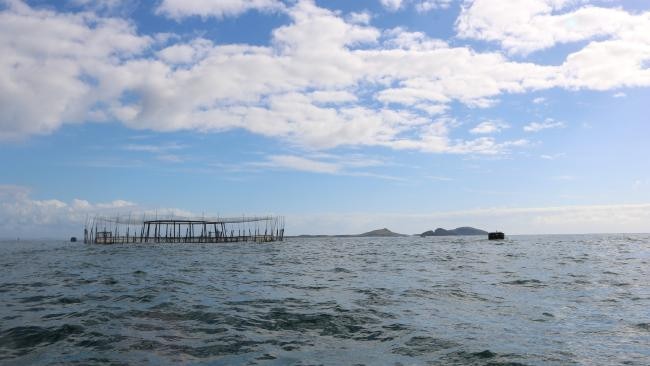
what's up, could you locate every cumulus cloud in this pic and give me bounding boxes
[1,0,540,153]
[0,184,138,237]
[157,38,214,64]
[347,11,372,25]
[155,0,285,20]
[0,0,150,140]
[470,120,509,134]
[457,1,648,52]
[380,0,453,12]
[1,0,649,155]
[70,0,131,12]
[457,0,650,90]
[524,118,565,132]
[380,0,404,11]
[415,0,454,12]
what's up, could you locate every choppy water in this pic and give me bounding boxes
[1,235,649,365]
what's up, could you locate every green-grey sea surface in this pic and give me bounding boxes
[1,235,649,365]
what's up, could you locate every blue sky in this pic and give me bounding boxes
[1,0,650,236]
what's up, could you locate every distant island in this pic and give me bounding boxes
[293,227,490,238]
[294,227,407,238]
[358,228,407,237]
[420,227,488,237]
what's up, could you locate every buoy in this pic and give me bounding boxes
[488,232,505,240]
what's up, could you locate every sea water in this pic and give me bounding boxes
[1,235,649,365]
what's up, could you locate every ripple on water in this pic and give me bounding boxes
[438,349,531,365]
[75,332,127,351]
[0,324,84,354]
[635,323,650,331]
[1,236,649,364]
[332,267,352,273]
[257,307,384,339]
[392,336,459,356]
[501,279,545,288]
[354,288,396,307]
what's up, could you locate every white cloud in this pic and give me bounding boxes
[382,118,525,154]
[157,38,213,64]
[122,143,185,153]
[0,184,139,237]
[415,103,449,115]
[613,92,627,98]
[533,97,546,104]
[2,0,649,155]
[380,0,453,12]
[0,1,151,140]
[382,27,448,50]
[524,118,565,132]
[156,0,285,20]
[248,153,398,179]
[380,0,404,11]
[457,1,647,52]
[559,37,650,91]
[309,90,358,103]
[114,2,543,153]
[70,0,130,12]
[259,155,342,174]
[347,11,372,25]
[415,0,454,12]
[470,120,509,134]
[426,175,453,181]
[457,1,650,90]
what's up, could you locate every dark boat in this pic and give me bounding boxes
[70,237,77,242]
[488,232,505,240]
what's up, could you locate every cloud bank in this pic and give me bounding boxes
[2,185,649,237]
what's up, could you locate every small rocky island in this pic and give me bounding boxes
[358,228,407,237]
[420,227,488,237]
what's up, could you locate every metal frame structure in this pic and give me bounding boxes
[84,214,284,244]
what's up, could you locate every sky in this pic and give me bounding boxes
[1,0,650,237]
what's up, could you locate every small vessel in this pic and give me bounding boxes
[70,237,77,242]
[488,232,505,240]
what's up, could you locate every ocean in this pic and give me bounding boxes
[1,235,649,365]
